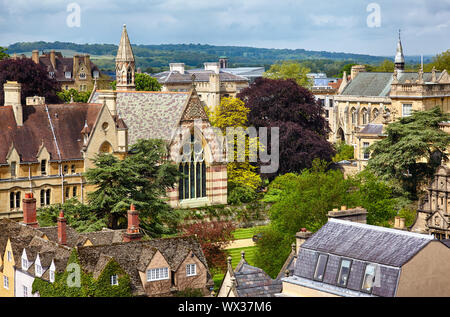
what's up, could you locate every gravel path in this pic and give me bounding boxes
[225,238,255,250]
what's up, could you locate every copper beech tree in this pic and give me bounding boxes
[0,58,61,106]
[238,78,335,178]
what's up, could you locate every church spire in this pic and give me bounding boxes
[116,24,136,91]
[394,29,405,72]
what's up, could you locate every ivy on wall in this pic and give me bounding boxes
[32,249,132,297]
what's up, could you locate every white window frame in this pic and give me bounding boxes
[35,264,42,276]
[111,274,118,286]
[50,270,55,283]
[22,257,28,270]
[402,104,412,117]
[3,276,9,289]
[186,264,197,277]
[361,264,377,293]
[146,267,169,282]
[23,285,28,297]
[7,251,12,262]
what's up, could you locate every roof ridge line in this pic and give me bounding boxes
[328,219,434,240]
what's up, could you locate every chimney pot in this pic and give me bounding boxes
[23,192,39,228]
[341,206,347,211]
[57,210,67,245]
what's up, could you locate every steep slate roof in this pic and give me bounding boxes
[289,219,436,297]
[232,258,282,297]
[341,72,393,97]
[0,103,102,164]
[90,90,190,144]
[302,219,434,267]
[341,71,443,97]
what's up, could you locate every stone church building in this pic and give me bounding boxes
[89,25,228,209]
[327,33,450,172]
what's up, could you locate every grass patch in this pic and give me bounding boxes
[227,246,257,269]
[232,226,267,240]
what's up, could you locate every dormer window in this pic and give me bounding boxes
[35,264,43,276]
[93,71,99,79]
[65,71,71,79]
[111,275,118,286]
[22,257,28,270]
[79,72,86,80]
[49,72,55,79]
[41,160,47,175]
[361,264,377,293]
[313,254,328,282]
[7,251,12,262]
[50,270,55,283]
[10,161,16,178]
[146,268,169,282]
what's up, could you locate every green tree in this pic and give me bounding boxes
[57,88,92,103]
[37,198,107,232]
[367,107,450,200]
[425,49,450,72]
[373,59,395,72]
[263,61,312,88]
[0,47,8,60]
[110,73,161,91]
[333,142,355,162]
[210,97,262,192]
[85,139,181,236]
[338,63,357,78]
[255,161,406,277]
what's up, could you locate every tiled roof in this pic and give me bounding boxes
[0,103,102,164]
[233,259,282,297]
[91,90,190,144]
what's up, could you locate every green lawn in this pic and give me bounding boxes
[232,226,266,240]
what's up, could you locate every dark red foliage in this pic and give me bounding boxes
[181,221,236,270]
[0,58,62,106]
[237,78,335,177]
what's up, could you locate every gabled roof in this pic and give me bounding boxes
[0,103,102,164]
[231,257,282,297]
[90,90,193,144]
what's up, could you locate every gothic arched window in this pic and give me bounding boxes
[351,108,357,125]
[179,134,207,200]
[362,108,368,125]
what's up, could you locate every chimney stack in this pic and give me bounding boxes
[394,216,406,230]
[295,228,312,254]
[169,63,185,75]
[23,193,39,228]
[98,90,117,116]
[328,206,368,224]
[123,204,142,242]
[50,50,56,70]
[204,62,220,74]
[4,81,23,126]
[32,50,39,64]
[351,65,366,81]
[57,211,67,245]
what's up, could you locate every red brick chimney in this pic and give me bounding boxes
[57,211,67,246]
[123,204,142,242]
[23,193,39,228]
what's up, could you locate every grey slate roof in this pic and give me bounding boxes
[232,259,282,297]
[91,91,190,144]
[358,124,383,135]
[302,219,434,267]
[153,69,249,84]
[290,219,435,297]
[341,72,393,97]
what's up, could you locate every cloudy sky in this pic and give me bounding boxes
[0,0,449,56]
